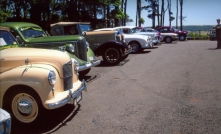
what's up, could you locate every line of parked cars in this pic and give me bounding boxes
[0,21,188,132]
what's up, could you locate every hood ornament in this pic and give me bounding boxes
[25,58,29,65]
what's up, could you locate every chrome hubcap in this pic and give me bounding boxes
[17,99,33,115]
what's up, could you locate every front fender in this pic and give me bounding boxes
[94,40,124,56]
[0,64,62,108]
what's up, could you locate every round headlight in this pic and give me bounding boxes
[48,71,56,85]
[69,44,75,53]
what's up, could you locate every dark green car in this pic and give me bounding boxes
[0,22,100,76]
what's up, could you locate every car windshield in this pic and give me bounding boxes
[0,30,18,46]
[170,27,176,32]
[79,24,93,32]
[19,27,46,39]
[131,28,141,33]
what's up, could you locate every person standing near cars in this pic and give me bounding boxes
[214,19,221,49]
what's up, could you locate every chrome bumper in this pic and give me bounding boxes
[91,59,101,67]
[48,79,87,109]
[77,62,92,72]
[123,47,132,56]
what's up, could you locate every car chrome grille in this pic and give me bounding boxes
[76,38,87,61]
[63,61,73,90]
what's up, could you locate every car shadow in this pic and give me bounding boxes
[130,50,151,54]
[95,59,130,67]
[11,104,81,134]
[79,75,97,83]
[207,48,220,50]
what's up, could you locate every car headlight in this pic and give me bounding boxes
[73,59,79,71]
[69,44,75,53]
[48,70,56,85]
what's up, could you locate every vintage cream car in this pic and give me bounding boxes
[0,27,87,124]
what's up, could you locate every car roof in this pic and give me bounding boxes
[94,28,118,31]
[115,26,137,29]
[50,22,90,27]
[0,22,41,30]
[0,26,10,31]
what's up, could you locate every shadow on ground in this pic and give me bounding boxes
[11,105,81,134]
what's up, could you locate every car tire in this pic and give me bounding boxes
[129,42,141,53]
[79,68,91,76]
[102,47,122,65]
[179,35,186,41]
[3,86,46,124]
[165,37,172,43]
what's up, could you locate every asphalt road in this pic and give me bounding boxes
[12,40,221,134]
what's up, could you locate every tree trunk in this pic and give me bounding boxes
[124,0,127,26]
[157,0,160,26]
[180,0,183,30]
[161,0,164,26]
[137,0,141,26]
[176,0,178,29]
[167,0,171,26]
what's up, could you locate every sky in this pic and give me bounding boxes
[126,0,221,26]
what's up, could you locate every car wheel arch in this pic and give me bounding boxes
[3,85,41,108]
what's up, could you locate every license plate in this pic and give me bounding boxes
[76,93,82,103]
[89,57,94,61]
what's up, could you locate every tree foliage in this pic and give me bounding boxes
[0,0,131,30]
[142,0,159,28]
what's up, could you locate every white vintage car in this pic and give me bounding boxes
[115,26,161,45]
[143,28,179,43]
[94,28,153,53]
[0,108,11,134]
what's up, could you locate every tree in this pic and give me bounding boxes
[160,0,167,27]
[142,0,159,28]
[0,10,11,23]
[179,0,184,30]
[137,0,141,26]
[176,0,178,29]
[139,18,145,25]
[167,0,174,26]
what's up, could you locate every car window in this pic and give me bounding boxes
[19,27,46,38]
[160,28,168,32]
[169,28,174,32]
[79,24,92,32]
[0,30,17,46]
[54,28,63,35]
[63,25,79,35]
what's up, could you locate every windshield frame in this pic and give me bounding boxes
[19,26,46,39]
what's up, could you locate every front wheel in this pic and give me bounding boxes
[102,47,122,65]
[4,87,45,124]
[130,42,141,53]
[165,37,172,43]
[179,35,186,41]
